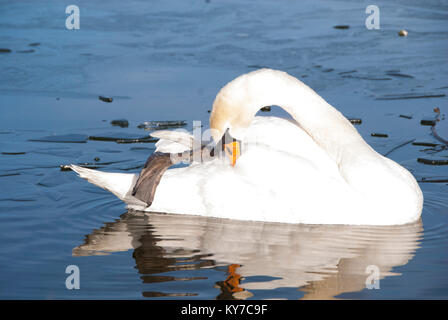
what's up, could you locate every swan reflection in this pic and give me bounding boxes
[73,211,422,299]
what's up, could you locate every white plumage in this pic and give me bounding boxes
[71,69,423,225]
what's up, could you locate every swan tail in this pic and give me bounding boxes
[69,165,146,208]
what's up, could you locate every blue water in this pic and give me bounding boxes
[0,0,447,299]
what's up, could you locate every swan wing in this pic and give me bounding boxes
[150,130,195,153]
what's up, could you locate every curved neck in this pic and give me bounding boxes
[247,70,373,164]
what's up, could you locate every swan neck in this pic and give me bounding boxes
[251,72,370,164]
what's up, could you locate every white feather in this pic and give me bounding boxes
[150,130,195,153]
[71,69,423,225]
[69,165,146,208]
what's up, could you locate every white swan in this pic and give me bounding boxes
[71,69,423,225]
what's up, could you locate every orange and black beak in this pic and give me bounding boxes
[220,130,241,167]
[224,139,241,167]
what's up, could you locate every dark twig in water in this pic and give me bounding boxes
[0,172,21,177]
[2,152,26,155]
[348,118,362,125]
[115,138,157,144]
[333,25,350,29]
[88,133,157,143]
[377,93,445,101]
[385,73,414,79]
[417,158,448,165]
[338,70,357,75]
[260,106,271,112]
[98,96,113,103]
[412,141,439,147]
[418,178,448,183]
[371,133,388,138]
[137,120,187,130]
[383,139,415,157]
[420,119,436,126]
[110,119,129,128]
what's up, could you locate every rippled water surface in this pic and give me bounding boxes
[0,0,447,299]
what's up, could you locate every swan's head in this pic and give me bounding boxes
[210,89,256,142]
[209,69,291,166]
[210,68,287,141]
[209,73,260,166]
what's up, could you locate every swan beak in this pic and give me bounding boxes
[224,141,240,166]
